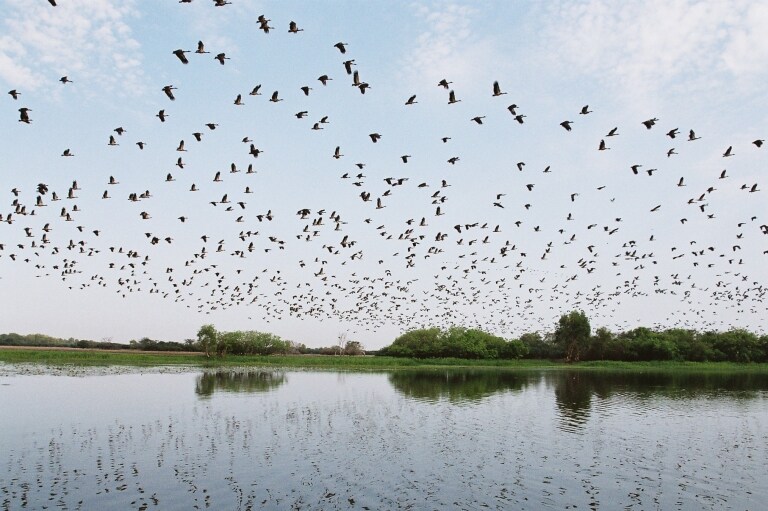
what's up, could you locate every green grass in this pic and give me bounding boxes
[2,348,768,372]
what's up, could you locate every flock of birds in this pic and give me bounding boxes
[2,1,767,343]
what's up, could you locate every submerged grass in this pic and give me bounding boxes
[1,347,768,372]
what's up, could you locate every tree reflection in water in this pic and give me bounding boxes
[195,370,287,397]
[388,370,539,403]
[389,369,768,431]
[549,370,768,432]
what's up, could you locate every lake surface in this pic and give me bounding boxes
[1,365,766,510]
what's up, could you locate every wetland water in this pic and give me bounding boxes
[1,366,766,510]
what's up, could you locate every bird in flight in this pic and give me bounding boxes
[162,85,177,100]
[18,108,31,124]
[642,118,658,129]
[173,49,190,64]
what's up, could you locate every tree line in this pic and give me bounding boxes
[0,332,190,351]
[195,325,365,358]
[378,327,527,359]
[378,311,768,363]
[5,312,767,363]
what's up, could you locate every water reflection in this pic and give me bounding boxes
[547,370,768,432]
[194,369,286,397]
[388,369,538,403]
[552,372,593,432]
[387,369,768,432]
[2,367,767,510]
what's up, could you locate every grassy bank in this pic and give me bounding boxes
[1,347,768,372]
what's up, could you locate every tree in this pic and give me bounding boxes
[343,340,365,355]
[555,311,591,362]
[197,324,218,358]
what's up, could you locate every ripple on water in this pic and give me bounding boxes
[1,367,766,510]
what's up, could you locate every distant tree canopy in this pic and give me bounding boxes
[193,325,366,358]
[0,332,189,352]
[0,333,76,347]
[377,312,768,363]
[196,325,290,357]
[379,327,527,359]
[515,315,768,363]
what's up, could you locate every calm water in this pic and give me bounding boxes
[1,366,766,510]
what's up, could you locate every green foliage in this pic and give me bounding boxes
[519,332,563,359]
[129,337,188,352]
[380,327,526,360]
[555,311,591,362]
[1,333,79,348]
[196,324,218,358]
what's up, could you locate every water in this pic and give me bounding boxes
[1,366,766,510]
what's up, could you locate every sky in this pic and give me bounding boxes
[1,0,767,349]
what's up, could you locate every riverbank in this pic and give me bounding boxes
[1,347,767,372]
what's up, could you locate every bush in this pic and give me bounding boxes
[379,327,526,360]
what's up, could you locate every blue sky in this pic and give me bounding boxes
[1,0,767,348]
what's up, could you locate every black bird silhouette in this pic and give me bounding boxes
[642,118,658,129]
[173,49,190,64]
[162,85,177,100]
[18,107,31,123]
[288,21,303,33]
[8,89,19,100]
[492,81,506,96]
[195,40,209,54]
[334,42,348,54]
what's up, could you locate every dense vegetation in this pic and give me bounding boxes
[378,327,527,359]
[378,312,768,363]
[4,312,767,364]
[0,332,190,351]
[195,325,365,358]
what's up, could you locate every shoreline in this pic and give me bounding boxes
[1,347,767,372]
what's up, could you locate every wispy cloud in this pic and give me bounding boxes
[538,0,768,104]
[399,2,504,95]
[0,0,143,95]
